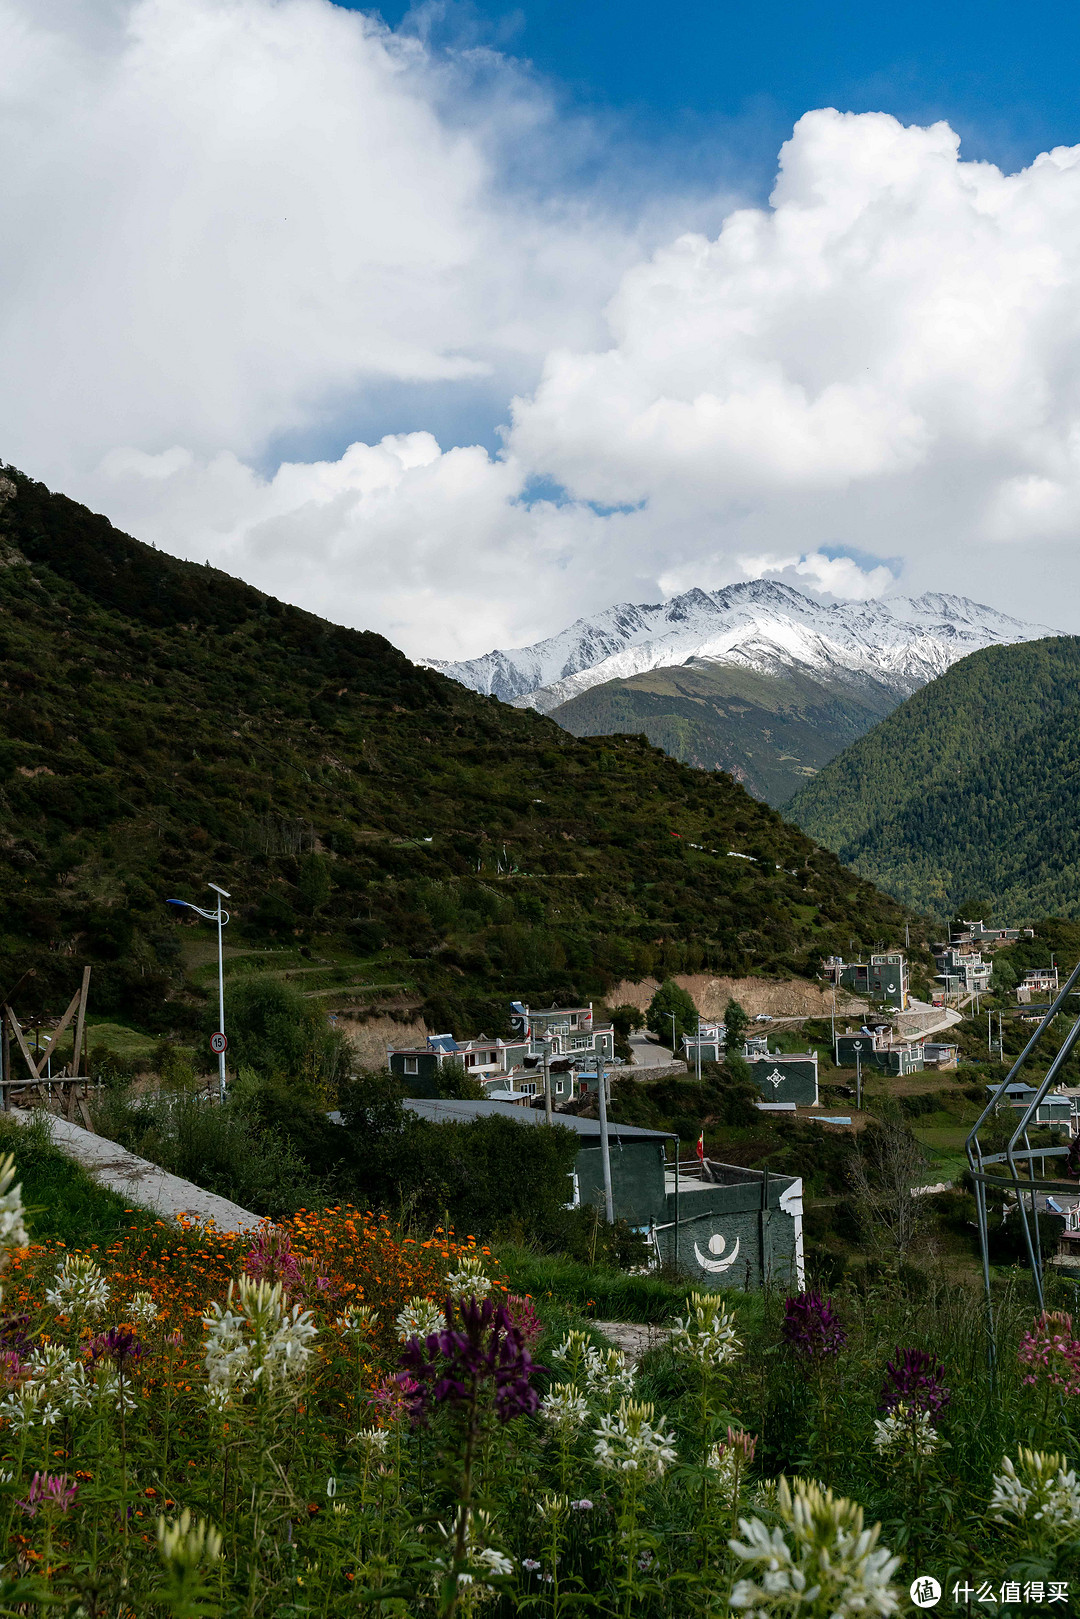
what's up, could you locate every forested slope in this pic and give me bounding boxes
[787,637,1080,918]
[550,660,898,805]
[0,467,912,1037]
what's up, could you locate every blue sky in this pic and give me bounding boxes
[371,0,1080,184]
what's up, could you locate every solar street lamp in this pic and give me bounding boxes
[167,882,231,1102]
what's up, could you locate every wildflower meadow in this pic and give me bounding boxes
[0,1151,1076,1615]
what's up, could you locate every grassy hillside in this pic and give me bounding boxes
[787,636,1080,919]
[0,466,913,1040]
[550,660,898,806]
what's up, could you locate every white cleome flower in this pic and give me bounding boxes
[347,1426,391,1456]
[395,1297,445,1343]
[0,1379,56,1433]
[990,1449,1080,1537]
[706,1443,740,1501]
[337,1305,381,1340]
[540,1382,589,1436]
[593,1399,678,1479]
[0,1157,29,1267]
[45,1254,110,1319]
[126,1291,159,1330]
[550,1330,592,1377]
[203,1278,316,1408]
[445,1255,493,1302]
[583,1346,635,1400]
[872,1405,938,1459]
[729,1477,901,1618]
[27,1343,91,1414]
[671,1291,742,1370]
[431,1508,514,1602]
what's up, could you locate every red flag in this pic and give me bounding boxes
[696,1129,705,1163]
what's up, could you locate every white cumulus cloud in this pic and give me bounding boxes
[3,3,1080,657]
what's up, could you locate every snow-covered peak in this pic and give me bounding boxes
[421,582,1059,712]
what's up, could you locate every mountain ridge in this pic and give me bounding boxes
[424,582,1055,713]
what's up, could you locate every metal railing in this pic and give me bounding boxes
[965,956,1080,1367]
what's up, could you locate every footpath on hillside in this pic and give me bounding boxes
[13,1110,261,1232]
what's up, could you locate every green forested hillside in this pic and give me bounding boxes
[786,637,1080,919]
[0,467,913,1039]
[550,661,899,805]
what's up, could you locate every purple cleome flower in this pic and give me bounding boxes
[880,1348,951,1420]
[781,1290,847,1359]
[397,1295,546,1424]
[88,1327,146,1371]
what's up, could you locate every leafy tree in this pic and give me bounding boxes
[298,853,333,917]
[222,977,349,1090]
[437,1057,485,1101]
[646,979,698,1046]
[723,996,750,1054]
[609,1004,646,1040]
[991,957,1018,994]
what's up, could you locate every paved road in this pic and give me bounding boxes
[628,1033,675,1067]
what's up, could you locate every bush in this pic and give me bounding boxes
[92,1083,324,1218]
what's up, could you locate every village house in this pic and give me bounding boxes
[822,952,908,1010]
[950,919,1035,948]
[387,1000,615,1101]
[835,1028,925,1076]
[932,944,993,995]
[1017,966,1060,1003]
[986,1080,1075,1132]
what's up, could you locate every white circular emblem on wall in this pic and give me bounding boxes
[693,1232,741,1273]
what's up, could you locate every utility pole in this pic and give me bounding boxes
[988,1010,993,1058]
[669,1012,678,1060]
[831,985,836,1047]
[542,1034,553,1125]
[596,1058,614,1223]
[695,1014,702,1085]
[853,1041,863,1111]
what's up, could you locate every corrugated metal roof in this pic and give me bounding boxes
[402,1097,672,1141]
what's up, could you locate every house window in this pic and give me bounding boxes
[465,1054,475,1067]
[521,1082,537,1096]
[403,1057,418,1076]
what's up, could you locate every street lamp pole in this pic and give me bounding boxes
[596,1055,614,1224]
[167,882,231,1103]
[670,1012,678,1061]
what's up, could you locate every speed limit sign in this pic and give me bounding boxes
[210,1032,228,1055]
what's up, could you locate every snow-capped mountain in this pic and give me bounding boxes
[423,583,1058,713]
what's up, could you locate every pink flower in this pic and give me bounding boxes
[1018,1310,1080,1397]
[366,1374,418,1422]
[504,1295,543,1348]
[17,1473,78,1518]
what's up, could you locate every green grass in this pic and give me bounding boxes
[45,1019,168,1069]
[494,1243,765,1326]
[0,1113,158,1246]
